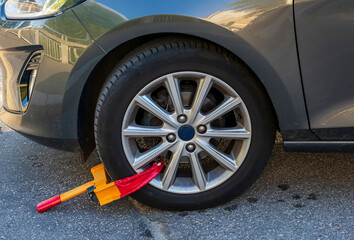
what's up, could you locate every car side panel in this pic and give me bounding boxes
[295,0,354,140]
[75,0,315,140]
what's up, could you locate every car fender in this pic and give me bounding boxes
[70,12,312,141]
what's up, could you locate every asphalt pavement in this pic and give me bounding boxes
[0,77,353,240]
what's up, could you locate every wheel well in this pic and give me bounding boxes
[78,33,279,161]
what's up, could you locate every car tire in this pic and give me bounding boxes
[94,37,276,210]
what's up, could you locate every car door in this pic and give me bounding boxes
[294,0,354,140]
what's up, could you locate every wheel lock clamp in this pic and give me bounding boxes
[37,161,163,213]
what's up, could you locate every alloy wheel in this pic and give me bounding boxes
[121,71,252,194]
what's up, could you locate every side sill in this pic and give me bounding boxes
[283,141,354,153]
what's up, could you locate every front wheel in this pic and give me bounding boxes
[94,37,275,210]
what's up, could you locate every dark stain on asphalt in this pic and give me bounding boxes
[140,229,153,238]
[179,212,189,217]
[247,198,258,203]
[293,194,301,200]
[32,162,43,168]
[28,155,39,160]
[277,199,285,203]
[307,193,318,200]
[277,184,289,191]
[294,203,305,208]
[224,204,238,211]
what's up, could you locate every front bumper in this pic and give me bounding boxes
[0,6,100,152]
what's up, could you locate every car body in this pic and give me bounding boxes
[0,0,353,209]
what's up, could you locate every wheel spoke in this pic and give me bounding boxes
[189,75,213,123]
[200,97,242,125]
[132,142,173,170]
[203,128,251,140]
[165,75,184,115]
[123,125,170,137]
[190,152,207,191]
[195,139,237,172]
[135,95,178,128]
[161,142,184,190]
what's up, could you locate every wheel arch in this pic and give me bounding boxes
[76,16,286,160]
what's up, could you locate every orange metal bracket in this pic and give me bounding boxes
[91,164,121,206]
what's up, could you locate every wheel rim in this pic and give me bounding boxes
[122,71,252,194]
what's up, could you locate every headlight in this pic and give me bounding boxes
[4,0,84,20]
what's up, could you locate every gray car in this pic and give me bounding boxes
[0,0,353,210]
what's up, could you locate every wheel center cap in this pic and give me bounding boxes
[178,125,195,141]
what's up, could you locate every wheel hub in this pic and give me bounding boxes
[178,125,195,141]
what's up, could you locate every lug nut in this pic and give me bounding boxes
[167,133,176,142]
[197,125,207,134]
[177,114,188,124]
[186,143,196,152]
